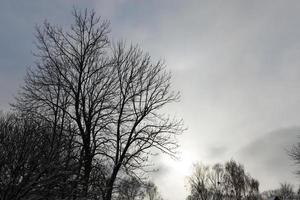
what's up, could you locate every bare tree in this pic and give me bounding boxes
[13,9,183,200]
[245,176,259,200]
[188,163,212,200]
[262,183,295,200]
[13,9,115,198]
[224,160,247,200]
[0,113,76,200]
[144,181,163,200]
[289,143,300,177]
[116,177,145,200]
[278,183,295,200]
[102,43,183,200]
[116,179,163,200]
[187,161,259,200]
[210,163,225,200]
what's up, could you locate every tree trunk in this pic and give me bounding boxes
[82,137,93,198]
[104,164,121,200]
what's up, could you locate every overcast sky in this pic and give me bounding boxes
[1,1,300,199]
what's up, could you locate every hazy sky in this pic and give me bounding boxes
[1,1,300,199]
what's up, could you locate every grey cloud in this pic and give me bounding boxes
[236,127,300,191]
[207,146,228,159]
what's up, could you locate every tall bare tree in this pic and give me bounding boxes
[14,9,183,199]
[13,9,115,197]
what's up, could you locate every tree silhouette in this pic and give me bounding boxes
[0,114,76,200]
[116,177,145,200]
[187,160,260,200]
[13,9,183,200]
[144,181,164,200]
[289,142,300,178]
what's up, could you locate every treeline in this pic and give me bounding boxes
[0,9,183,200]
[0,113,163,200]
[261,183,300,200]
[186,160,259,200]
[0,114,163,200]
[186,160,300,200]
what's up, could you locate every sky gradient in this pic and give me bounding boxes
[1,1,300,199]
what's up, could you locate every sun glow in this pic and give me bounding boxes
[163,151,196,177]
